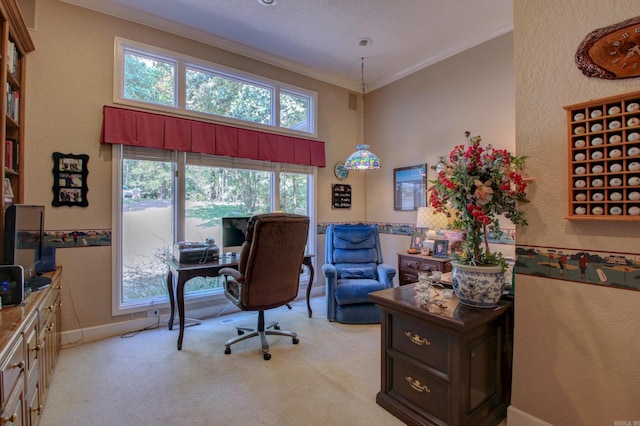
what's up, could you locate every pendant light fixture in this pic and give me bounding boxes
[345,57,381,171]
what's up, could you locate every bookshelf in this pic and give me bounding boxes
[0,0,34,250]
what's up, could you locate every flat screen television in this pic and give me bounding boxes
[221,216,250,254]
[3,204,50,289]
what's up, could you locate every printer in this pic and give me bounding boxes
[173,239,219,264]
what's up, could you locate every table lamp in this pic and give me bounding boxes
[416,206,449,254]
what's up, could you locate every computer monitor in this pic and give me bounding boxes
[221,216,250,254]
[3,204,46,286]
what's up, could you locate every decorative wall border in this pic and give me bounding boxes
[317,222,516,245]
[516,244,640,291]
[44,229,111,248]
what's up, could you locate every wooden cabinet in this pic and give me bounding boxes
[397,253,451,286]
[565,89,640,220]
[0,267,62,425]
[1,0,35,255]
[370,285,513,426]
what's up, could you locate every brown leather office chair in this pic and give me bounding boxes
[219,213,310,360]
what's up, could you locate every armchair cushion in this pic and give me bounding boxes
[334,279,387,305]
[340,267,376,279]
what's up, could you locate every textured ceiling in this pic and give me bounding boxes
[62,0,513,91]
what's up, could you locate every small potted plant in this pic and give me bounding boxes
[430,131,528,307]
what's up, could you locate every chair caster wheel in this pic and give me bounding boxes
[237,330,244,335]
[263,352,271,360]
[225,347,231,354]
[274,325,280,330]
[292,338,299,345]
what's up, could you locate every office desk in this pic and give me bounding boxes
[167,254,315,350]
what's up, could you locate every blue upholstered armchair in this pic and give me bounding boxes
[322,224,396,323]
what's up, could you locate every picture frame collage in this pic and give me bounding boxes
[51,152,89,207]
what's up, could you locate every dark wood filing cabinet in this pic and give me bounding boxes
[397,253,452,285]
[369,285,513,426]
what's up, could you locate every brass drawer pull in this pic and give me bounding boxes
[405,331,431,346]
[405,376,431,393]
[10,360,25,370]
[2,413,17,423]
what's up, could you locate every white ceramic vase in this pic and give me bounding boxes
[451,261,505,308]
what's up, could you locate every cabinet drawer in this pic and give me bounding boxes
[399,271,418,285]
[391,315,450,374]
[390,356,449,424]
[417,261,436,272]
[24,314,40,384]
[400,258,420,270]
[0,335,25,408]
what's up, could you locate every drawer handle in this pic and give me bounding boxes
[405,376,431,393]
[10,360,25,370]
[2,413,17,423]
[405,331,431,346]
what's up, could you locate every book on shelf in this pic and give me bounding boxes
[5,139,18,171]
[6,40,19,76]
[5,86,19,123]
[5,140,13,170]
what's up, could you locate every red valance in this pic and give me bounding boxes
[100,106,326,167]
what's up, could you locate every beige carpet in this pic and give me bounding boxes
[40,297,405,426]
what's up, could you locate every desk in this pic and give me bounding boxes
[167,254,315,350]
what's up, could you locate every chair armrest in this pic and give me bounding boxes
[377,264,397,288]
[322,263,338,320]
[219,267,245,284]
[321,263,337,280]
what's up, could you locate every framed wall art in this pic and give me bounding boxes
[394,164,427,211]
[52,152,89,207]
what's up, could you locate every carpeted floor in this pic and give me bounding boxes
[39,297,405,426]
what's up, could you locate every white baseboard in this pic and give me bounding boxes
[61,283,325,346]
[507,406,553,426]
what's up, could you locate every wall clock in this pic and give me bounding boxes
[576,16,640,79]
[334,161,348,180]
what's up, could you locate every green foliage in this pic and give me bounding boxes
[280,92,309,130]
[430,132,529,272]
[124,53,175,106]
[186,69,271,124]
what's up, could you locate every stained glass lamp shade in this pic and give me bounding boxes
[344,144,381,171]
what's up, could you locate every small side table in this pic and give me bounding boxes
[397,252,452,285]
[303,255,315,318]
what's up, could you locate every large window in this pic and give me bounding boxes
[114,38,317,137]
[113,146,315,315]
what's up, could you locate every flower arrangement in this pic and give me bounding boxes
[429,131,528,271]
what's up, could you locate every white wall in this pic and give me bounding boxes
[365,33,517,274]
[511,1,640,424]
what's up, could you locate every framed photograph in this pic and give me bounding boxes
[433,239,449,258]
[51,152,89,207]
[4,178,13,198]
[394,164,427,211]
[410,231,426,251]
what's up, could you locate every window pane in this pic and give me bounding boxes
[122,159,173,303]
[183,165,271,292]
[123,50,176,107]
[186,67,272,124]
[280,91,310,131]
[279,172,309,215]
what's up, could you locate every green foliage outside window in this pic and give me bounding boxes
[123,52,175,107]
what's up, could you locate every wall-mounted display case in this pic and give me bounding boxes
[565,90,640,220]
